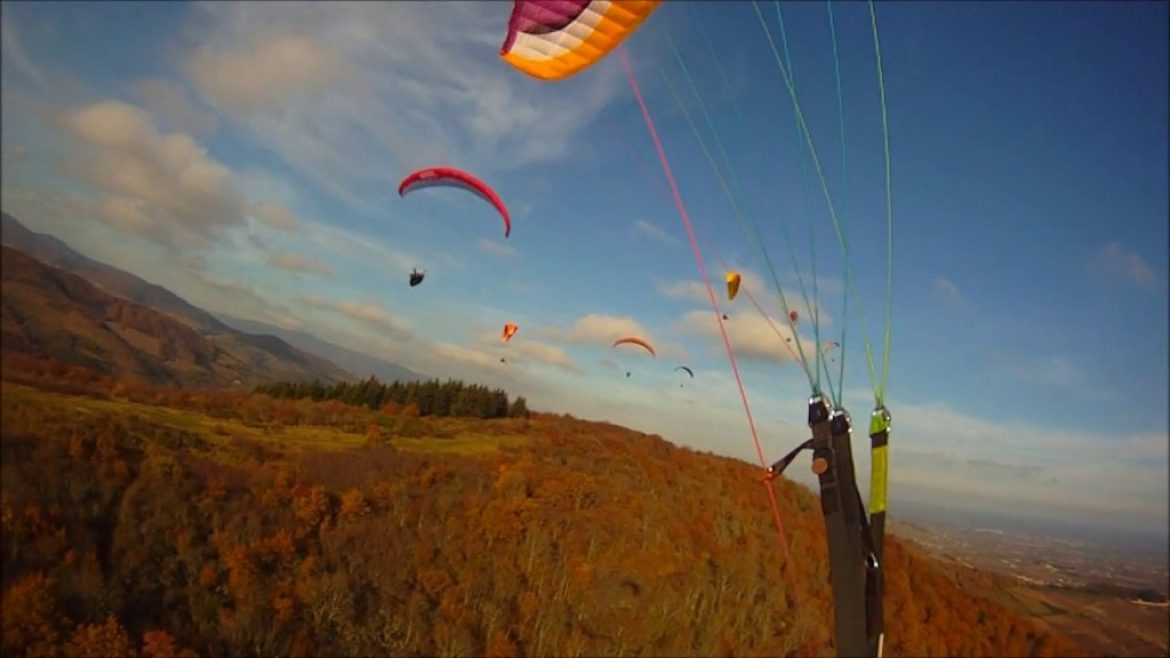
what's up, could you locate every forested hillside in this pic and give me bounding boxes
[0,355,1086,657]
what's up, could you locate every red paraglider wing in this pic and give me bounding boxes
[398,167,512,238]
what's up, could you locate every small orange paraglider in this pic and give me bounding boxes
[788,310,799,323]
[502,323,519,343]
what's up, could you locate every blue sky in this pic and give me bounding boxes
[2,1,1166,542]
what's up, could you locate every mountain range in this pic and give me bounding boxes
[0,212,423,387]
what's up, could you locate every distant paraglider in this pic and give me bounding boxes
[409,268,425,287]
[613,335,655,380]
[398,166,512,238]
[502,323,519,343]
[788,309,799,323]
[726,271,741,301]
[612,335,656,358]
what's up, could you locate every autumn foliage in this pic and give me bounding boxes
[0,355,1087,657]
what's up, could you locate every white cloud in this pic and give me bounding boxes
[429,341,501,370]
[538,313,690,362]
[542,313,652,349]
[476,237,515,258]
[186,29,345,115]
[631,219,679,247]
[267,251,333,277]
[510,339,580,374]
[178,2,628,216]
[300,293,412,339]
[763,398,1170,529]
[675,308,830,366]
[298,218,446,276]
[1092,241,1159,289]
[57,99,246,248]
[933,277,962,305]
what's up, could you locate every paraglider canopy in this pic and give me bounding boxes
[409,268,425,287]
[726,271,742,301]
[502,323,519,343]
[398,166,512,238]
[612,335,656,358]
[499,0,662,81]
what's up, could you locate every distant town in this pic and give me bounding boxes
[892,518,1169,601]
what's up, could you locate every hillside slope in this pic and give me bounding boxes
[0,246,341,387]
[0,213,352,384]
[0,366,1087,658]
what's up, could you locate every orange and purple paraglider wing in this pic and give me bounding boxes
[499,0,662,81]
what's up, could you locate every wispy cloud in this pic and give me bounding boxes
[832,399,1170,526]
[476,237,515,258]
[127,78,218,135]
[300,293,412,340]
[179,2,627,216]
[297,218,441,275]
[631,219,679,247]
[1091,241,1159,289]
[992,353,1091,393]
[248,200,301,232]
[933,277,963,305]
[267,251,333,277]
[192,271,303,329]
[1,14,48,91]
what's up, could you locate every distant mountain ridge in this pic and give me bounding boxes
[215,313,428,384]
[1,212,231,334]
[0,212,353,386]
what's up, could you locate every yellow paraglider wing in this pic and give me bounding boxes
[499,0,662,81]
[726,271,741,301]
